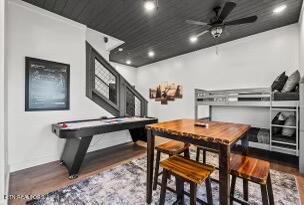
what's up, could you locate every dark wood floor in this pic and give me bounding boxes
[9,142,147,205]
[9,138,304,205]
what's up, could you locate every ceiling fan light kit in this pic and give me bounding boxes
[211,27,223,38]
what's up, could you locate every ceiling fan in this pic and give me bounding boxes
[186,2,258,39]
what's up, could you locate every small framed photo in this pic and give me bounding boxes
[25,57,70,111]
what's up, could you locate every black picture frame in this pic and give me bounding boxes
[25,57,70,111]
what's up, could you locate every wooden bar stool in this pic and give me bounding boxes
[230,154,274,205]
[153,140,190,190]
[159,155,214,205]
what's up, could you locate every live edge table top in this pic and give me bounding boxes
[146,119,250,145]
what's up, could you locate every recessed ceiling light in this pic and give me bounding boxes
[144,0,156,12]
[273,5,287,14]
[148,51,155,57]
[118,48,123,52]
[189,36,198,43]
[126,60,132,65]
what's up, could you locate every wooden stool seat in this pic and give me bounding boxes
[160,155,214,184]
[230,154,274,205]
[156,140,190,155]
[153,140,190,190]
[159,156,214,205]
[230,154,270,184]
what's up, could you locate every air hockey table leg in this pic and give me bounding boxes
[68,174,79,180]
[60,136,93,179]
[129,128,147,142]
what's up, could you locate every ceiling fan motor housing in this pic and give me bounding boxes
[211,26,223,38]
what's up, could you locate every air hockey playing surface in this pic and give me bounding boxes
[52,116,158,139]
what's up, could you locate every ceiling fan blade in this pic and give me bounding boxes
[224,15,258,26]
[218,2,236,21]
[185,20,208,26]
[196,30,210,37]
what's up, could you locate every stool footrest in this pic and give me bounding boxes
[156,182,209,205]
[172,199,182,205]
[197,146,219,153]
[231,196,251,205]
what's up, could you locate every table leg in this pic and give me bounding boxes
[241,132,249,155]
[219,144,231,205]
[146,129,155,204]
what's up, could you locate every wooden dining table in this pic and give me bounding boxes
[145,119,250,205]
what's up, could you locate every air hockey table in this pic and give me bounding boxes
[52,116,158,179]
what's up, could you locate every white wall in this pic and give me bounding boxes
[6,0,136,172]
[0,0,4,199]
[112,63,138,86]
[300,1,304,74]
[1,0,8,203]
[86,28,110,61]
[136,24,299,127]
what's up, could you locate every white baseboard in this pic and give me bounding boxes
[10,155,60,172]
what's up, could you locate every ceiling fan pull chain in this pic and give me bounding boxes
[156,0,159,9]
[215,38,219,55]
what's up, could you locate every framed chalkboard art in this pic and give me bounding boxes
[25,57,70,111]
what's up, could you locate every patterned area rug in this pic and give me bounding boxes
[27,152,300,205]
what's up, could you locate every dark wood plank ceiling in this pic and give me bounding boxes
[23,0,303,67]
